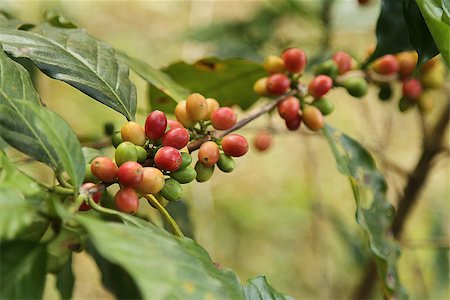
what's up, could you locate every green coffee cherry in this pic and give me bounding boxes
[179,152,192,169]
[312,98,334,116]
[398,97,414,112]
[314,60,339,79]
[342,77,368,98]
[84,164,100,183]
[170,166,197,184]
[104,122,115,136]
[195,161,215,182]
[160,178,183,201]
[217,153,235,173]
[115,141,138,166]
[111,132,123,148]
[378,84,392,101]
[136,146,147,163]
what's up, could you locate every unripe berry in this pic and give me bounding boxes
[135,167,165,195]
[179,152,193,169]
[84,164,100,183]
[195,161,215,182]
[186,93,208,121]
[79,182,102,211]
[170,166,197,184]
[167,119,184,130]
[281,48,307,74]
[420,60,446,89]
[371,55,399,75]
[332,51,352,75]
[277,96,300,120]
[115,141,138,166]
[115,188,139,214]
[302,106,324,131]
[378,84,393,101]
[216,154,235,173]
[111,132,123,148]
[160,178,183,201]
[198,141,220,167]
[264,55,286,74]
[402,79,422,101]
[418,91,435,112]
[91,156,118,183]
[136,146,148,163]
[314,59,339,78]
[308,75,333,98]
[221,134,248,157]
[174,101,195,128]
[396,51,418,79]
[285,114,301,131]
[211,107,237,130]
[117,161,144,188]
[253,77,269,96]
[342,77,368,98]
[205,98,220,120]
[162,128,190,149]
[398,97,414,112]
[312,98,334,116]
[145,110,167,141]
[154,146,182,171]
[121,121,146,146]
[253,130,272,152]
[267,73,290,95]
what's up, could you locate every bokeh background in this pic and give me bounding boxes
[1,0,448,299]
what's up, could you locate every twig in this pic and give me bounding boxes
[143,194,184,238]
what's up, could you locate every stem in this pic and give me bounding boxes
[143,194,184,238]
[51,185,75,195]
[56,173,72,188]
[86,195,141,227]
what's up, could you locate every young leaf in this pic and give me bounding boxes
[243,276,294,300]
[0,150,40,196]
[322,125,408,299]
[0,24,137,120]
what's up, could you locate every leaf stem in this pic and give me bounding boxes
[143,194,184,238]
[86,195,141,227]
[56,172,72,188]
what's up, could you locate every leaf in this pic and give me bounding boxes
[163,200,195,239]
[149,58,266,112]
[0,150,40,196]
[0,24,137,120]
[0,12,34,30]
[322,125,408,299]
[56,255,74,300]
[243,276,294,300]
[415,0,450,67]
[82,146,104,164]
[0,241,47,299]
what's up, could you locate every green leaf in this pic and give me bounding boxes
[415,0,450,67]
[0,150,40,196]
[82,146,104,164]
[322,125,408,299]
[150,58,266,112]
[243,276,294,300]
[56,255,74,300]
[0,12,34,30]
[0,241,47,299]
[0,24,137,120]
[163,200,195,239]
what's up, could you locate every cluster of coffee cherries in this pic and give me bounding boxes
[80,93,248,214]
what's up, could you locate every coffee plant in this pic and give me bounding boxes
[0,1,448,299]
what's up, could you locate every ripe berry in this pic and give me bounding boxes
[402,79,422,101]
[174,101,195,128]
[342,77,368,98]
[79,182,102,211]
[371,55,399,75]
[145,110,167,141]
[115,141,138,166]
[211,107,237,130]
[162,128,190,149]
[332,51,352,75]
[285,115,301,131]
[186,93,208,121]
[308,75,333,98]
[167,119,184,130]
[267,74,290,95]
[216,154,235,173]
[205,98,220,120]
[314,60,339,78]
[281,48,307,74]
[160,178,183,201]
[121,121,146,146]
[396,51,418,79]
[253,77,269,96]
[170,166,197,184]
[221,134,248,157]
[253,130,272,152]
[135,167,165,195]
[302,106,324,131]
[198,141,220,167]
[91,156,118,183]
[277,96,300,120]
[264,55,286,74]
[115,188,139,214]
[312,98,334,116]
[195,161,215,182]
[117,161,144,188]
[154,146,182,171]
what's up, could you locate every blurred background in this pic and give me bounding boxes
[1,0,448,299]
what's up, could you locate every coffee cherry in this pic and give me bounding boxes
[211,107,237,130]
[402,79,422,101]
[79,182,102,211]
[267,74,290,95]
[186,93,208,121]
[170,166,197,184]
[135,167,165,195]
[115,141,138,166]
[285,114,301,131]
[314,59,339,79]
[253,77,269,96]
[371,55,399,75]
[302,106,324,131]
[154,146,182,171]
[145,110,167,141]
[115,188,139,214]
[253,130,272,152]
[217,153,235,173]
[104,122,115,136]
[264,55,286,74]
[281,48,307,74]
[309,75,333,99]
[332,51,352,75]
[195,161,215,182]
[198,141,220,167]
[121,121,146,146]
[136,146,147,163]
[117,161,144,188]
[84,164,100,183]
[418,91,435,112]
[396,51,418,79]
[175,101,195,128]
[179,152,192,169]
[398,97,414,112]
[91,156,118,183]
[277,96,300,120]
[420,60,445,89]
[167,119,184,130]
[205,98,220,120]
[378,84,392,101]
[221,134,248,157]
[162,128,190,149]
[312,98,334,116]
[111,132,123,148]
[342,77,368,98]
[160,178,183,201]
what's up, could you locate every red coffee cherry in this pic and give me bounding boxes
[221,134,248,157]
[285,114,301,131]
[145,110,167,141]
[371,55,399,75]
[332,51,352,75]
[308,75,333,99]
[154,146,182,171]
[402,79,422,101]
[167,119,184,130]
[302,106,324,131]
[198,141,220,167]
[281,48,307,74]
[277,96,300,120]
[91,156,118,183]
[117,161,144,187]
[211,107,237,130]
[396,51,418,79]
[253,130,272,152]
[115,188,139,214]
[79,182,102,211]
[267,74,290,95]
[162,128,190,149]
